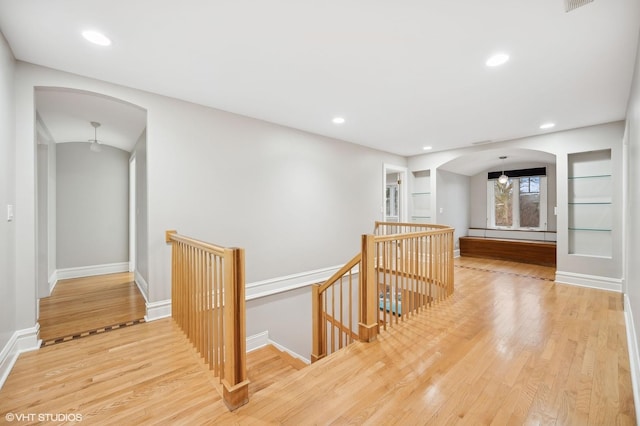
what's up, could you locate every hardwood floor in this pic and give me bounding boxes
[39,272,146,345]
[1,258,635,424]
[247,345,307,398]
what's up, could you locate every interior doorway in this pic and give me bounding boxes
[34,87,148,344]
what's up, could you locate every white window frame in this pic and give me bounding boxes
[487,176,547,231]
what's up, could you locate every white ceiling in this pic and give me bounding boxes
[36,88,146,152]
[1,0,639,156]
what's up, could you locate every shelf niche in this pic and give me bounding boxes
[411,170,431,223]
[567,149,612,257]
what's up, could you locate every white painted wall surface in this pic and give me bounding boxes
[56,143,130,269]
[134,129,149,294]
[13,62,405,337]
[435,169,470,250]
[0,31,16,350]
[246,286,311,360]
[624,24,640,416]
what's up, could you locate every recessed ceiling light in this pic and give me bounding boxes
[82,30,111,46]
[332,117,345,124]
[485,53,509,67]
[423,146,432,151]
[540,122,556,130]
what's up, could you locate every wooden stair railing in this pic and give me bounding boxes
[312,222,455,363]
[370,226,454,332]
[165,230,249,411]
[311,253,361,362]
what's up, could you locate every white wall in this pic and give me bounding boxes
[469,162,557,231]
[0,31,16,351]
[435,169,469,251]
[56,142,130,269]
[13,62,405,352]
[35,114,57,298]
[624,23,640,414]
[48,135,56,282]
[134,129,149,298]
[246,286,311,360]
[408,122,625,287]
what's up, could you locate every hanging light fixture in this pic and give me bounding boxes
[498,156,508,184]
[89,121,102,153]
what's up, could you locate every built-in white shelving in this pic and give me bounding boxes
[567,150,612,257]
[411,170,431,223]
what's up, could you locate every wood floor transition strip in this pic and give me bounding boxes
[40,318,146,347]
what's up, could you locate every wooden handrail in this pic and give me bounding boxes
[311,253,361,363]
[374,221,451,236]
[166,230,249,411]
[317,253,361,294]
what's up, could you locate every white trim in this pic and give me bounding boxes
[48,270,58,293]
[134,270,149,302]
[624,294,640,423]
[56,262,130,280]
[145,299,171,322]
[0,324,41,389]
[269,339,311,365]
[246,331,270,353]
[245,331,311,365]
[246,264,345,300]
[0,334,19,389]
[454,249,460,258]
[555,271,622,292]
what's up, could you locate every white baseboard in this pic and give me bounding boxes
[56,262,130,281]
[145,299,171,322]
[246,264,345,301]
[246,331,270,352]
[49,270,58,293]
[245,331,310,365]
[0,324,41,390]
[624,295,640,423]
[454,249,460,258]
[269,339,310,365]
[555,271,622,292]
[134,270,149,303]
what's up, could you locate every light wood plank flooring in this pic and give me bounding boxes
[39,272,146,345]
[1,258,635,424]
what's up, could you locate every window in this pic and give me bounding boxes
[487,174,547,230]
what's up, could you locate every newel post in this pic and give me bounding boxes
[359,234,378,342]
[221,247,250,411]
[311,284,324,363]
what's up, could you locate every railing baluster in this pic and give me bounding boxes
[166,231,249,411]
[313,223,454,362]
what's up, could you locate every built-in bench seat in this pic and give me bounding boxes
[459,235,556,267]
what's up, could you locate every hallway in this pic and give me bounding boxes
[39,272,146,347]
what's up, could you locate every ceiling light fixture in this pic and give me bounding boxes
[82,30,111,46]
[332,117,345,124]
[423,146,432,151]
[89,121,103,152]
[539,122,556,130]
[486,53,510,67]
[498,156,509,185]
